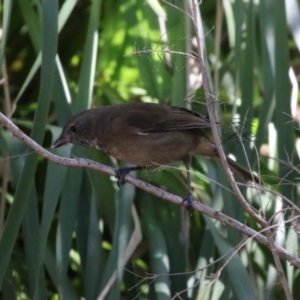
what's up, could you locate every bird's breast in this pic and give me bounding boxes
[104,131,199,166]
[89,138,109,153]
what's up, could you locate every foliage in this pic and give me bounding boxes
[0,0,300,299]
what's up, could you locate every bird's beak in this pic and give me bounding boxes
[51,135,69,149]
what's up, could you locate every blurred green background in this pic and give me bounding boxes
[0,0,300,299]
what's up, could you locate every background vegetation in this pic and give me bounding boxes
[0,0,300,299]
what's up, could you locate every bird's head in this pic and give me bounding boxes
[52,111,94,149]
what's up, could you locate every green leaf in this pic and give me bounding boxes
[206,217,258,300]
[73,0,102,112]
[0,0,59,287]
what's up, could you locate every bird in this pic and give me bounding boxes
[52,103,262,213]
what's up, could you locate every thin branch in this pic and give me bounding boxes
[160,0,193,20]
[97,206,142,300]
[125,48,197,60]
[240,136,292,298]
[265,228,293,299]
[190,1,292,298]
[0,60,11,239]
[190,0,263,224]
[128,214,300,298]
[213,0,223,95]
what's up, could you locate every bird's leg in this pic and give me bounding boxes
[181,154,194,215]
[115,166,143,187]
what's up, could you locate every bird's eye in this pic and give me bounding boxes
[70,125,77,133]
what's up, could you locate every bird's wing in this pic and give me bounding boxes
[148,106,212,132]
[112,105,213,135]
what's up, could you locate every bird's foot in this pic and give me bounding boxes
[115,168,131,187]
[182,192,194,215]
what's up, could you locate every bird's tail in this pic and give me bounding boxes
[213,156,263,185]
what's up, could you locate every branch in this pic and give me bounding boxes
[0,112,300,268]
[190,0,264,223]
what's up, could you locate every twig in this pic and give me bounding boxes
[238,131,292,298]
[160,0,193,20]
[125,48,197,60]
[97,206,142,300]
[190,0,263,222]
[0,60,12,239]
[190,1,292,298]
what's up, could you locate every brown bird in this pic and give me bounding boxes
[52,103,262,213]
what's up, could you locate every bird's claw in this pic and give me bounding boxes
[115,168,130,187]
[182,192,194,215]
